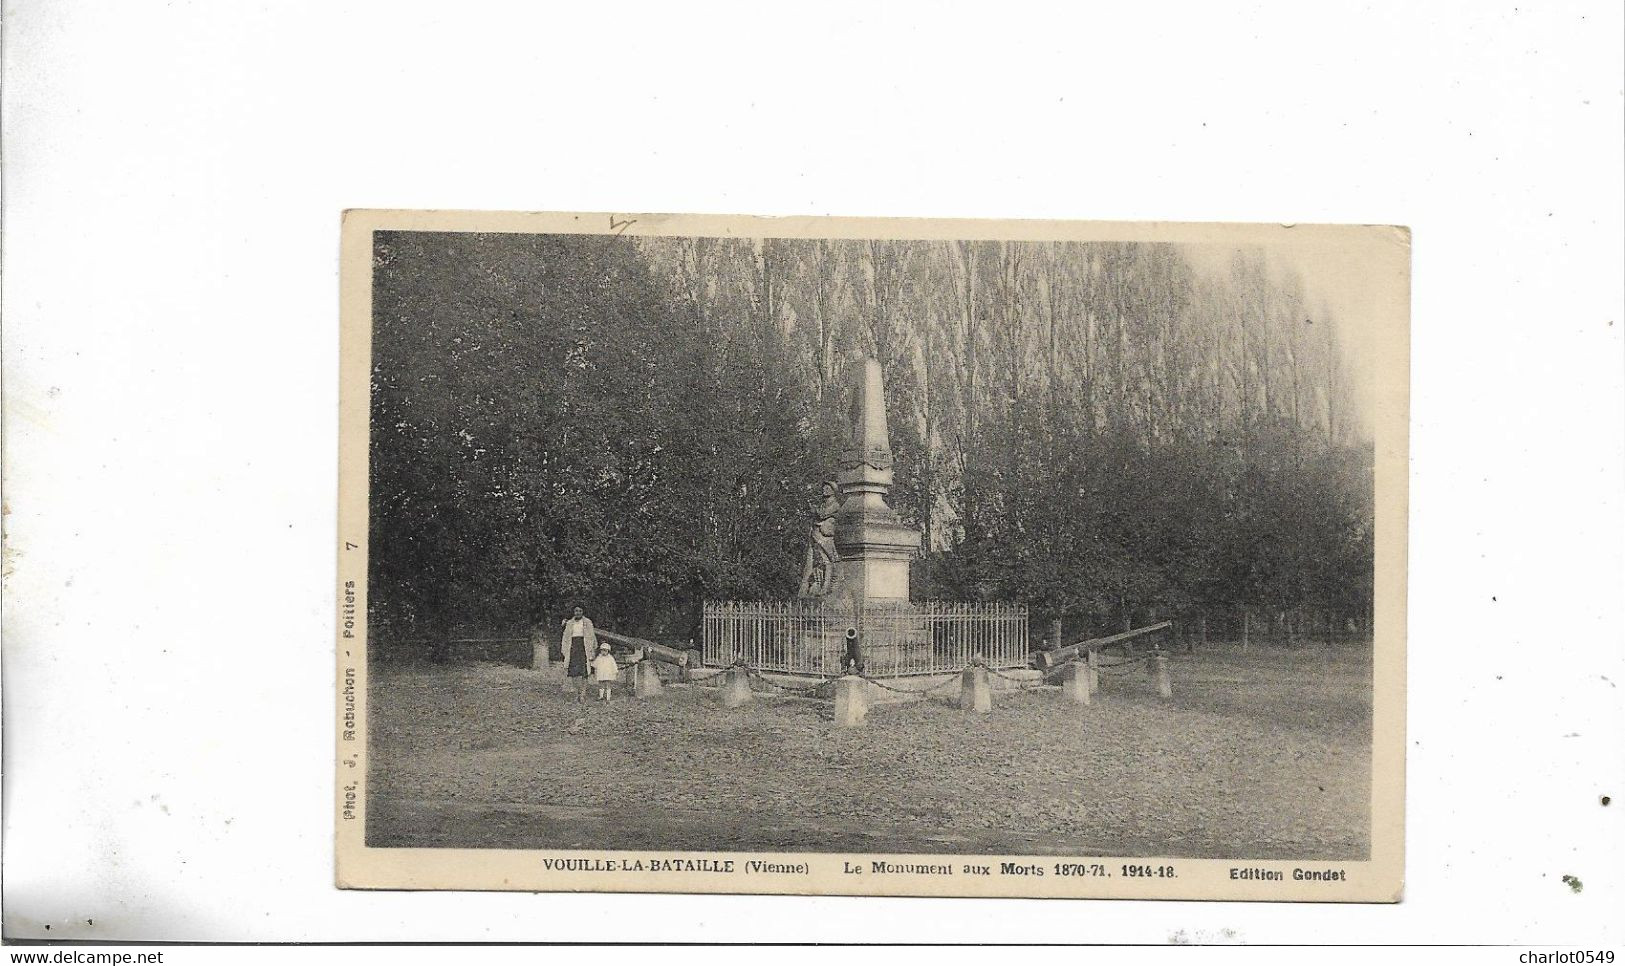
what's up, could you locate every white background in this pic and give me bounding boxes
[3,0,1622,946]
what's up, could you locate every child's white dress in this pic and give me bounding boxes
[590,651,619,687]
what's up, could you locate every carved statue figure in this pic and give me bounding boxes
[798,480,842,597]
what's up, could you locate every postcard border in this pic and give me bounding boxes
[335,209,1407,902]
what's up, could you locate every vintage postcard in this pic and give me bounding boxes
[336,210,1407,901]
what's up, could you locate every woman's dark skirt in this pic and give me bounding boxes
[566,635,589,678]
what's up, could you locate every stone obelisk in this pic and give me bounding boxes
[828,356,920,605]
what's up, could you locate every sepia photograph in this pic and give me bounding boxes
[336,210,1407,899]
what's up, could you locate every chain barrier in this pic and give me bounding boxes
[668,652,1168,695]
[1095,655,1152,675]
[635,661,677,684]
[1097,653,1152,667]
[982,664,1054,691]
[859,672,965,697]
[745,667,837,697]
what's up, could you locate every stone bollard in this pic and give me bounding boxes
[720,666,753,708]
[959,665,993,714]
[1149,650,1172,699]
[631,661,663,697]
[1061,661,1092,705]
[833,675,869,727]
[1086,650,1100,695]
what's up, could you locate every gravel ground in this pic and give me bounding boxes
[366,646,1371,858]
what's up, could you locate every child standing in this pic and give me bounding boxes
[590,642,619,702]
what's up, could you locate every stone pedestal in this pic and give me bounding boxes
[1149,651,1172,699]
[959,665,992,714]
[720,666,753,708]
[631,661,663,697]
[833,675,869,727]
[1062,661,1091,705]
[828,555,913,602]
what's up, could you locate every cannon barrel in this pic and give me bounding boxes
[1036,620,1173,670]
[594,628,690,666]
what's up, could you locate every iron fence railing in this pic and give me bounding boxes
[701,599,1028,678]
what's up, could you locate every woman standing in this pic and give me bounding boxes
[560,605,597,701]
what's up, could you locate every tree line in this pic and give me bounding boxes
[368,230,1372,662]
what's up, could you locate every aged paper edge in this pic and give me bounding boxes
[335,209,1408,902]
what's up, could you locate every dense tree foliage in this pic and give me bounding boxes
[369,232,1372,661]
